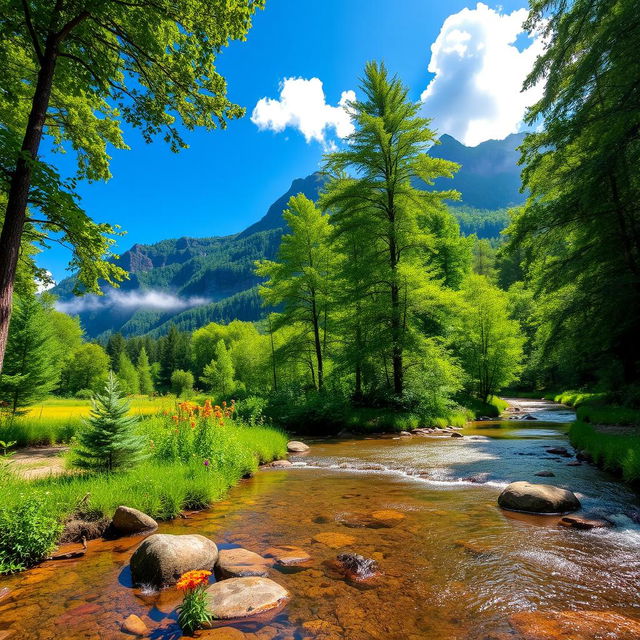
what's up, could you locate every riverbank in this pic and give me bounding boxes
[1,402,639,639]
[0,424,287,574]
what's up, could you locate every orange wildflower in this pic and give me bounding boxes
[176,570,211,591]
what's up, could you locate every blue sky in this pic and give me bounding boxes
[40,0,539,283]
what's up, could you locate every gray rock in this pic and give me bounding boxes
[262,459,293,468]
[111,506,157,535]
[205,577,289,619]
[498,481,581,514]
[130,533,218,587]
[215,548,271,579]
[287,440,310,453]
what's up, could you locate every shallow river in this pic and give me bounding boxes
[1,399,639,639]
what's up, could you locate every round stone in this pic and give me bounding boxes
[498,481,581,514]
[205,577,289,619]
[130,533,218,588]
[215,548,271,579]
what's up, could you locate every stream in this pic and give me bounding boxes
[1,399,639,639]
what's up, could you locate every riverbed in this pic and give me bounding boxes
[0,399,639,639]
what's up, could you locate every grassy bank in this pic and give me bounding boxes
[569,421,640,484]
[0,423,287,574]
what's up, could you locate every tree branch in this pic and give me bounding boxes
[21,0,44,64]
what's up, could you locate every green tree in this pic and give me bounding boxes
[106,333,126,371]
[0,293,59,413]
[117,351,139,395]
[201,339,235,395]
[506,0,640,387]
[61,343,109,395]
[323,62,459,395]
[136,347,154,396]
[72,372,145,472]
[256,195,333,390]
[159,325,191,389]
[472,238,497,279]
[171,369,194,397]
[0,0,265,373]
[456,274,524,401]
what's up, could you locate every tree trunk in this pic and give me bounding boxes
[311,295,324,390]
[0,38,58,373]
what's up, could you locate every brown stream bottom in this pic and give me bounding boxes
[1,415,640,640]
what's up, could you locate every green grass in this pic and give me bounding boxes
[461,395,508,418]
[552,391,608,408]
[569,421,640,484]
[0,423,287,574]
[576,404,640,426]
[0,414,82,447]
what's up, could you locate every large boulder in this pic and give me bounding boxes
[215,548,271,579]
[287,441,310,453]
[112,506,158,535]
[498,481,580,514]
[205,577,289,620]
[130,534,218,588]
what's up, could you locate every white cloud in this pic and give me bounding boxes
[251,77,355,149]
[35,271,55,294]
[420,2,545,146]
[55,290,209,315]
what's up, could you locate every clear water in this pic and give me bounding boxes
[1,400,639,639]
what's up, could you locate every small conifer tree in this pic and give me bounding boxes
[73,373,146,472]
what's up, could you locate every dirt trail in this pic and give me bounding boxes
[10,446,69,478]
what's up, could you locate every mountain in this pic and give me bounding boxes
[431,132,526,209]
[52,134,525,338]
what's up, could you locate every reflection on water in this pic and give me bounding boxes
[1,400,639,639]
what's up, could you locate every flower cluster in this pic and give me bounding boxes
[176,569,211,591]
[176,570,213,633]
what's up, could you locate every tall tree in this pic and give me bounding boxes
[456,274,524,401]
[0,0,265,373]
[256,195,333,390]
[0,293,59,413]
[507,0,640,387]
[72,372,145,472]
[136,347,154,396]
[106,333,126,371]
[201,339,235,396]
[117,351,139,395]
[60,342,109,394]
[323,62,459,395]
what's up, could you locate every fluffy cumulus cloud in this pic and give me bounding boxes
[55,290,209,315]
[251,77,355,149]
[420,2,545,146]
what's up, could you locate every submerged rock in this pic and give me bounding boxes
[121,614,149,636]
[546,446,570,456]
[336,553,378,581]
[450,431,464,438]
[262,459,293,468]
[312,532,356,548]
[559,515,612,530]
[264,545,311,567]
[508,610,640,639]
[111,506,158,536]
[498,481,581,514]
[215,548,271,579]
[534,471,556,477]
[205,577,289,620]
[130,533,218,588]
[287,441,310,453]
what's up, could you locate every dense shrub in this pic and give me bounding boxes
[0,496,63,573]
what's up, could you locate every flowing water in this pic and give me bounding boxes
[1,399,639,639]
